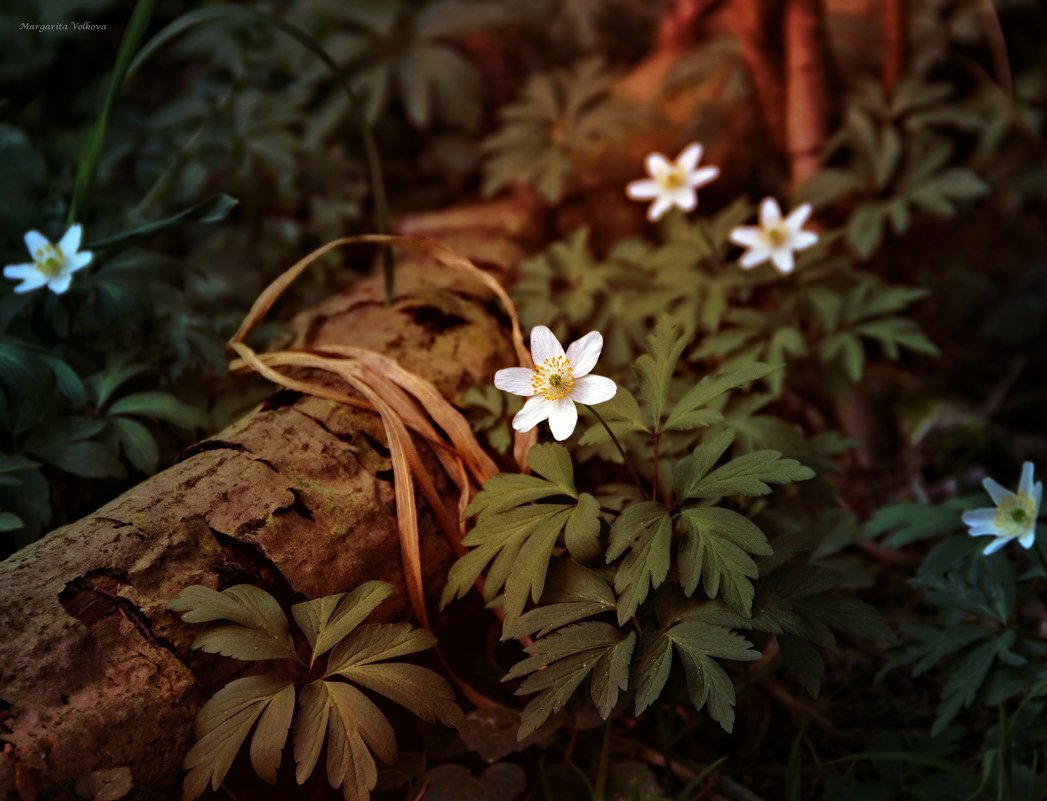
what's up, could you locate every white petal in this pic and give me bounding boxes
[1033,482,1043,512]
[512,396,552,433]
[983,536,1012,555]
[626,179,661,200]
[688,165,719,188]
[729,227,763,248]
[547,398,578,441]
[785,203,813,231]
[3,263,37,279]
[647,195,673,222]
[13,274,48,293]
[759,197,783,228]
[494,367,536,396]
[48,273,74,294]
[1019,461,1036,497]
[530,325,565,364]
[671,187,697,212]
[566,331,603,377]
[739,247,770,269]
[23,230,49,256]
[676,142,702,172]
[69,251,93,271]
[570,374,616,405]
[645,152,671,179]
[57,224,83,256]
[967,523,1003,537]
[790,231,819,251]
[983,477,1013,505]
[1019,529,1037,549]
[962,509,997,526]
[771,248,795,274]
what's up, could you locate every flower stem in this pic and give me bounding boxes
[586,405,646,494]
[652,431,661,502]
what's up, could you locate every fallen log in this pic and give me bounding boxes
[0,195,542,801]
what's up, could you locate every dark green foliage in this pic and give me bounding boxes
[169,580,462,801]
[444,316,893,740]
[482,59,637,202]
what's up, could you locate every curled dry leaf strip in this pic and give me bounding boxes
[227,234,532,628]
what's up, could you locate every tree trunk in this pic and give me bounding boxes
[0,195,541,801]
[784,0,833,188]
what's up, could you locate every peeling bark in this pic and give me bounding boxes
[0,197,542,801]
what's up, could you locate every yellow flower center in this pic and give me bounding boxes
[659,167,686,191]
[994,492,1036,537]
[766,226,789,247]
[532,355,575,401]
[34,245,66,278]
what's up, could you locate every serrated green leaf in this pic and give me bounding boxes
[169,584,295,661]
[663,362,778,432]
[183,676,294,801]
[505,621,629,738]
[503,560,617,639]
[678,507,772,615]
[590,630,636,718]
[564,493,602,561]
[291,581,394,666]
[606,502,673,623]
[636,316,688,431]
[678,449,814,501]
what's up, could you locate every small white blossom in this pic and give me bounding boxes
[494,326,616,442]
[626,143,720,222]
[962,462,1042,555]
[729,198,818,274]
[3,225,93,295]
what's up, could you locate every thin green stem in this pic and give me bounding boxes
[593,722,611,801]
[652,431,661,502]
[586,405,646,494]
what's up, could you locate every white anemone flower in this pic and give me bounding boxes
[3,225,93,294]
[494,326,617,441]
[729,198,819,274]
[962,462,1042,555]
[626,143,720,222]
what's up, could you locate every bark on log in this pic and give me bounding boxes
[0,196,542,801]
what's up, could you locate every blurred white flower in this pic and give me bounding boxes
[494,326,616,441]
[3,225,93,294]
[729,198,818,274]
[626,143,720,222]
[962,462,1042,555]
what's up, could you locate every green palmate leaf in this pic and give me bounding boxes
[503,559,617,640]
[107,390,207,430]
[636,315,688,431]
[632,620,759,731]
[325,623,462,728]
[663,362,778,432]
[504,622,634,738]
[676,446,814,501]
[578,388,650,446]
[678,508,772,616]
[183,676,295,801]
[293,679,393,800]
[443,444,600,624]
[168,584,296,661]
[291,581,394,666]
[564,493,602,561]
[606,502,673,624]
